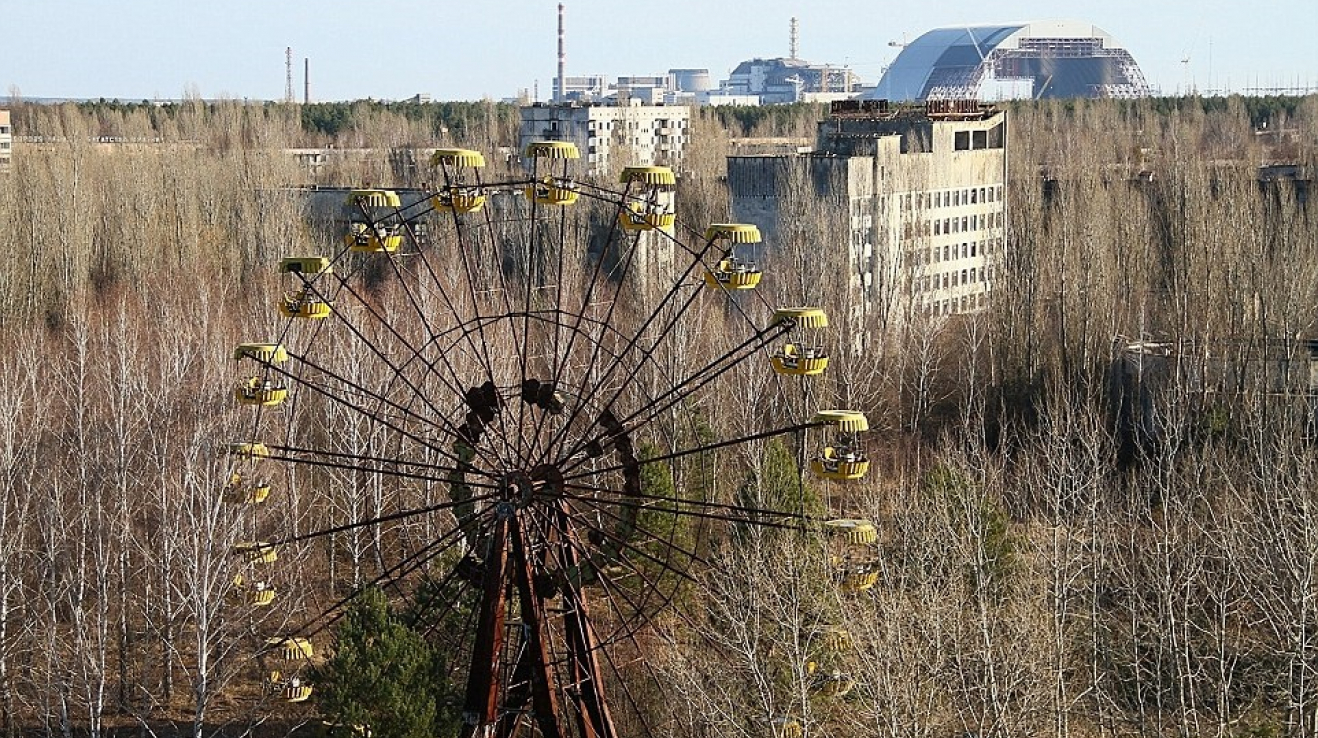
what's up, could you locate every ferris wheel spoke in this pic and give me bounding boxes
[539,229,727,461]
[271,352,479,469]
[547,500,698,587]
[264,444,504,488]
[315,244,526,473]
[560,481,811,532]
[554,487,709,570]
[267,492,499,546]
[553,321,791,471]
[534,499,694,649]
[294,514,482,640]
[339,261,520,470]
[405,202,529,472]
[562,417,816,485]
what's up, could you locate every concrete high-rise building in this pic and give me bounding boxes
[519,101,689,177]
[728,100,1007,337]
[0,110,11,170]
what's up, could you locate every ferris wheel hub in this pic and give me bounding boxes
[498,465,566,509]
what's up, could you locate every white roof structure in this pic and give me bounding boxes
[868,20,1150,101]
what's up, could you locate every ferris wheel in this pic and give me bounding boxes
[223,141,879,738]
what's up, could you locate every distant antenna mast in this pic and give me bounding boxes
[789,17,799,60]
[285,47,294,103]
[557,4,566,103]
[304,57,310,104]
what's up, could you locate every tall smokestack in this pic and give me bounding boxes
[303,58,310,104]
[557,3,566,103]
[789,17,799,60]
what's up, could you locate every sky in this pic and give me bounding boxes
[4,0,1316,102]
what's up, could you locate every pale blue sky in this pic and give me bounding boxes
[4,0,1315,101]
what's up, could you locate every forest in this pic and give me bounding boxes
[0,93,1316,738]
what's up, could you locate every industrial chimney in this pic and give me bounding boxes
[557,4,566,103]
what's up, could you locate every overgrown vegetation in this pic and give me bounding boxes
[0,94,1314,738]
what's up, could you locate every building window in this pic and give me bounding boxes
[934,220,942,236]
[955,130,970,150]
[943,245,950,261]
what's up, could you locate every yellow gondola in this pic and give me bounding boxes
[278,256,333,275]
[703,223,764,289]
[223,472,271,504]
[232,574,276,606]
[235,376,288,407]
[619,165,676,186]
[824,518,878,545]
[431,186,487,214]
[266,636,314,660]
[617,201,676,231]
[525,141,580,159]
[769,308,829,376]
[346,189,402,209]
[810,411,870,480]
[525,178,579,206]
[344,221,403,253]
[431,148,486,168]
[233,541,278,565]
[524,142,580,204]
[228,442,270,459]
[703,257,762,290]
[234,343,288,364]
[431,149,487,212]
[280,289,332,319]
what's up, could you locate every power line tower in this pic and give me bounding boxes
[285,47,294,103]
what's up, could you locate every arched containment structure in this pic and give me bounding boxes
[869,20,1150,101]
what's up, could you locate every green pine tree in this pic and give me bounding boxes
[312,588,447,738]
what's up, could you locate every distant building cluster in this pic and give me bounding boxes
[550,60,859,108]
[538,16,1148,107]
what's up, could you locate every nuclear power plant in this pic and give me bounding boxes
[868,20,1151,101]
